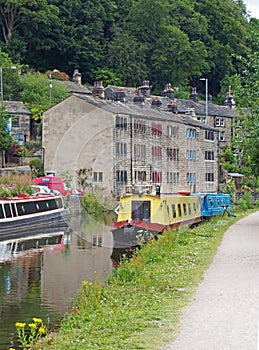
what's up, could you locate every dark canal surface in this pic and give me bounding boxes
[0,204,117,349]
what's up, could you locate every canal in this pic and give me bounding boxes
[0,205,116,349]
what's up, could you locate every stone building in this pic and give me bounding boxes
[42,81,239,195]
[4,101,32,145]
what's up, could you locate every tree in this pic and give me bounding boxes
[0,0,59,45]
[230,29,259,177]
[0,108,13,152]
[19,72,69,112]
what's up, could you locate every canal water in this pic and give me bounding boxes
[0,202,117,349]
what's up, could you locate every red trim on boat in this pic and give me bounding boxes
[112,216,202,234]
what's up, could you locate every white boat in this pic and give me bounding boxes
[0,193,70,238]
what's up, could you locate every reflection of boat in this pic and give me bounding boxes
[110,247,136,268]
[112,184,202,248]
[0,231,70,263]
[0,193,70,237]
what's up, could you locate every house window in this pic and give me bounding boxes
[167,172,179,184]
[167,148,179,160]
[13,130,25,146]
[116,142,127,157]
[116,170,127,183]
[134,171,146,182]
[115,116,127,130]
[186,172,196,183]
[205,130,214,141]
[152,146,162,158]
[152,123,162,136]
[12,116,19,127]
[215,118,225,127]
[220,131,225,141]
[167,125,172,137]
[152,171,162,183]
[186,150,196,160]
[205,173,214,182]
[205,151,214,160]
[134,120,146,133]
[186,128,196,139]
[93,172,103,182]
[134,144,146,160]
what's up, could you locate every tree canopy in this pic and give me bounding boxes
[0,0,256,95]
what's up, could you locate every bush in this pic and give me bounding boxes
[29,158,44,177]
[238,192,254,210]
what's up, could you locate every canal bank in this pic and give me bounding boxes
[35,211,251,350]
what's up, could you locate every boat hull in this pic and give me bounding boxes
[112,216,202,248]
[0,208,70,239]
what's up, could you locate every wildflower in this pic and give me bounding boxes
[82,280,88,286]
[29,323,37,328]
[15,322,26,328]
[38,326,46,335]
[32,317,42,324]
[9,348,15,350]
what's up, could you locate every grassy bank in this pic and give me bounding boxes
[37,211,250,350]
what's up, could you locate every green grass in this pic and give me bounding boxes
[36,211,251,350]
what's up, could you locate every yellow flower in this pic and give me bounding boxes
[32,317,42,324]
[15,322,26,328]
[9,348,15,350]
[38,326,46,334]
[82,280,88,286]
[29,323,37,328]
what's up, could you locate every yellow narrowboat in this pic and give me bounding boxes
[112,184,202,247]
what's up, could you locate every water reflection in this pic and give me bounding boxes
[0,209,114,349]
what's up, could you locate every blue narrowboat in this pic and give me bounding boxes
[193,193,233,218]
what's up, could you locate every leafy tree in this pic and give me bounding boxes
[107,27,148,86]
[0,108,13,152]
[19,72,69,113]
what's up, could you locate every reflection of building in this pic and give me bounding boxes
[43,80,240,195]
[41,229,113,315]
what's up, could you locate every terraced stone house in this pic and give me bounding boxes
[42,79,238,195]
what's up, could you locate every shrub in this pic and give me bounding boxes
[238,192,254,210]
[29,158,44,177]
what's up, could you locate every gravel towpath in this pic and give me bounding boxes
[164,211,259,350]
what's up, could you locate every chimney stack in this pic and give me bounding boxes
[72,69,82,84]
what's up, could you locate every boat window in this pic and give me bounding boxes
[17,202,34,215]
[0,205,4,218]
[193,203,196,214]
[4,204,12,218]
[209,198,213,207]
[132,201,150,222]
[55,198,63,208]
[11,203,17,217]
[178,203,182,217]
[217,198,220,207]
[172,204,176,218]
[188,203,191,215]
[183,203,187,216]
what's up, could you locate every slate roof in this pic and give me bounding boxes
[4,101,31,115]
[62,81,92,94]
[74,93,220,131]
